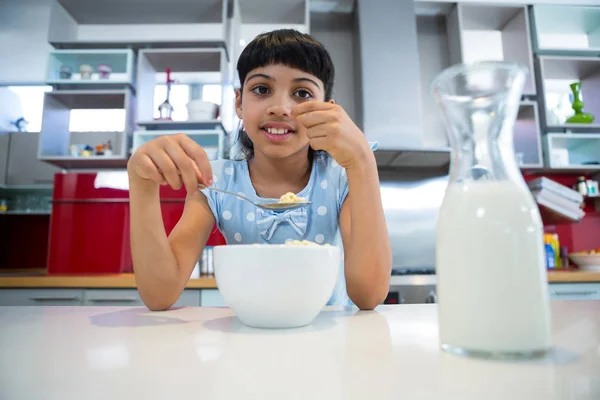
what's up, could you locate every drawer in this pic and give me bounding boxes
[549,283,600,301]
[0,289,84,306]
[84,289,144,306]
[84,289,200,307]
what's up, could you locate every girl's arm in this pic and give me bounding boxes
[339,151,392,310]
[130,180,215,311]
[292,101,392,310]
[128,134,215,311]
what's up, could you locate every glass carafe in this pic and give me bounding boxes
[431,61,552,359]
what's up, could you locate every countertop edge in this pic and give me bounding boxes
[0,271,599,289]
[0,274,218,289]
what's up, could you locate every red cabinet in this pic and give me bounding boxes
[47,172,224,275]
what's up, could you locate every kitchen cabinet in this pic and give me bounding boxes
[549,283,600,300]
[0,288,202,306]
[0,134,9,186]
[6,133,60,186]
[200,289,227,307]
[84,289,201,307]
[0,289,85,306]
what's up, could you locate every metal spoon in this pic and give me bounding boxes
[198,185,312,211]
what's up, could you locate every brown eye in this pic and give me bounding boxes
[294,89,313,99]
[251,85,270,95]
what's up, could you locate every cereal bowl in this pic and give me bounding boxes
[213,243,341,328]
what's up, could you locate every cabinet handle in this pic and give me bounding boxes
[31,296,79,301]
[553,291,597,297]
[88,297,138,302]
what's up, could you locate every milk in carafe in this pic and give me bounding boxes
[431,61,552,359]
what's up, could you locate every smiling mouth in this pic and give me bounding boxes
[261,127,295,135]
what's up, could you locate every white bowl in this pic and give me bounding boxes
[568,254,600,271]
[213,244,341,328]
[186,100,218,120]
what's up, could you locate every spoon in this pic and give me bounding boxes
[198,184,312,211]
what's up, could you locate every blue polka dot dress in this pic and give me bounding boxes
[200,152,351,306]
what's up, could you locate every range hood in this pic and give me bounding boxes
[356,0,451,170]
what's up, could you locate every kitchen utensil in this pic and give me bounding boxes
[568,253,600,271]
[198,184,311,211]
[213,244,340,328]
[431,61,552,359]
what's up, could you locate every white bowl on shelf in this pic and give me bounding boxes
[213,244,341,329]
[568,253,600,271]
[186,100,218,120]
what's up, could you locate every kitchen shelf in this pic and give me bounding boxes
[46,49,135,90]
[132,129,224,160]
[542,133,600,171]
[531,5,600,56]
[136,48,234,134]
[446,4,536,95]
[38,89,135,168]
[514,101,543,167]
[38,156,129,170]
[136,120,226,132]
[47,0,231,52]
[537,56,600,128]
[232,0,310,86]
[0,211,52,216]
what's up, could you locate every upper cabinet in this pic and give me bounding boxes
[446,4,537,95]
[0,0,53,85]
[47,0,231,54]
[531,5,600,56]
[231,0,310,87]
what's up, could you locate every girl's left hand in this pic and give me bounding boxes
[292,101,372,170]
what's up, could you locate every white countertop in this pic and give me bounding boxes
[1,302,599,400]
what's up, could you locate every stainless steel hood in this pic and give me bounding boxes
[356,0,451,169]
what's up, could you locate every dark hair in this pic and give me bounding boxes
[236,29,335,159]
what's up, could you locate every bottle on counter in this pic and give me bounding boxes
[544,235,556,269]
[575,176,588,196]
[560,247,570,269]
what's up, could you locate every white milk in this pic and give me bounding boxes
[436,180,552,354]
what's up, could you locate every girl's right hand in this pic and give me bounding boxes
[127,133,213,194]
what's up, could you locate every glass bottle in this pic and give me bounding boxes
[431,61,552,359]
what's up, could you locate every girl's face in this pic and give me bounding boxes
[236,63,329,160]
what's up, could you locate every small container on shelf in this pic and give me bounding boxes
[59,65,72,79]
[79,64,93,80]
[97,64,112,79]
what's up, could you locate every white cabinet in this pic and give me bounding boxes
[47,0,231,51]
[6,133,61,186]
[549,283,600,301]
[200,289,227,307]
[84,289,200,307]
[0,288,201,307]
[0,289,85,306]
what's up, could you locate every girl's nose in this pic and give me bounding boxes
[266,98,292,117]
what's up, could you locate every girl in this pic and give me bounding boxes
[128,29,391,311]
